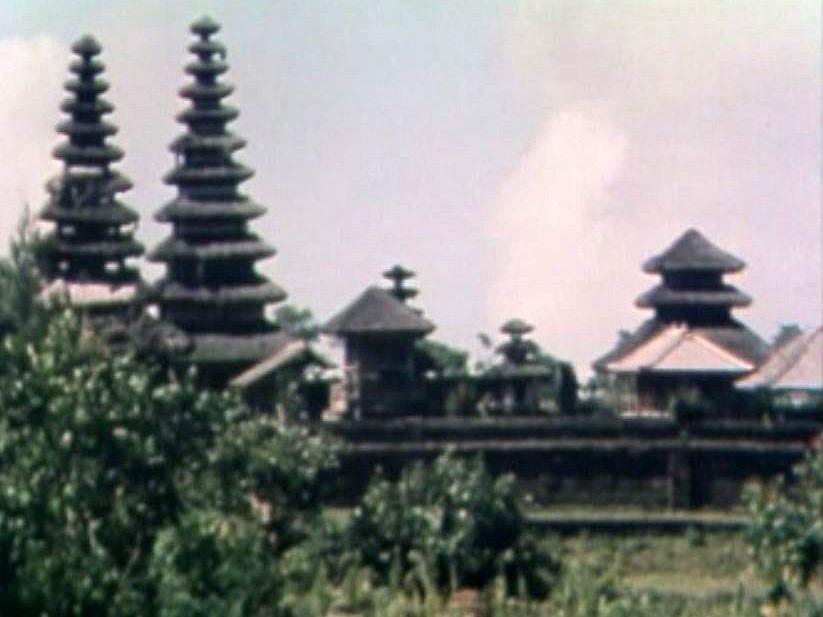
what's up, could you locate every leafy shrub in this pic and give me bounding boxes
[0,310,338,616]
[343,452,558,598]
[746,446,823,605]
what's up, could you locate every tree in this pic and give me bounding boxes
[0,209,46,337]
[343,452,558,599]
[746,446,823,610]
[0,309,338,616]
[274,304,320,341]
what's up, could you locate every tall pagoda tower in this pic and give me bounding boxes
[150,17,287,385]
[39,35,143,315]
[594,229,768,412]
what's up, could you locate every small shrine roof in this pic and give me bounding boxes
[324,287,435,337]
[738,326,822,390]
[230,332,335,389]
[603,324,755,374]
[594,318,768,372]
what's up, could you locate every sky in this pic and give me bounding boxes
[0,1,820,376]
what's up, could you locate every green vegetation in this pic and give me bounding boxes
[342,453,558,597]
[746,446,823,610]
[0,310,337,616]
[0,233,820,616]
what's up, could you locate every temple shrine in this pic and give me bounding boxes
[594,229,768,412]
[324,266,435,417]
[150,18,287,386]
[39,35,144,317]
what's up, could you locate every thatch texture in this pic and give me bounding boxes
[38,34,144,312]
[739,326,822,390]
[636,283,751,308]
[150,17,286,380]
[643,228,745,273]
[324,287,435,336]
[603,324,755,374]
[594,318,768,373]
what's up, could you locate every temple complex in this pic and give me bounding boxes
[324,266,435,417]
[39,35,144,316]
[150,17,287,385]
[594,229,768,412]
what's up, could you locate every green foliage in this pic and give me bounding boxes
[149,510,283,617]
[0,209,46,336]
[343,452,558,598]
[416,339,469,377]
[745,446,823,605]
[274,304,319,341]
[0,310,338,616]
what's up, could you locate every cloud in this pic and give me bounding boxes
[487,102,632,374]
[490,0,821,376]
[0,34,63,251]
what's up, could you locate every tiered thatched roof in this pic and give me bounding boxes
[150,17,286,375]
[637,229,750,316]
[595,229,767,376]
[39,35,143,312]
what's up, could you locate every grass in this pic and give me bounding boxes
[550,531,761,596]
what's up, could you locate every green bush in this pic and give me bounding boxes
[0,310,338,616]
[746,446,823,606]
[343,452,558,598]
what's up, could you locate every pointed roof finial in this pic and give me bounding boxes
[71,34,103,57]
[72,34,101,57]
[191,16,221,38]
[383,264,418,302]
[501,318,534,339]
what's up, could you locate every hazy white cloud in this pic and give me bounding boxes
[1,3,819,376]
[491,0,821,375]
[0,34,63,246]
[488,102,631,373]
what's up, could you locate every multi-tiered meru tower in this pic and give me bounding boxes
[39,35,144,316]
[595,229,768,412]
[150,17,287,385]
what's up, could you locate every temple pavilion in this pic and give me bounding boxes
[39,36,144,316]
[478,319,555,414]
[594,229,768,412]
[324,266,435,417]
[150,18,287,386]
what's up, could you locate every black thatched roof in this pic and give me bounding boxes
[150,17,286,375]
[636,283,751,309]
[154,278,287,305]
[643,229,745,274]
[324,287,435,336]
[230,332,334,389]
[501,318,534,338]
[593,317,768,372]
[186,331,287,364]
[38,35,144,305]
